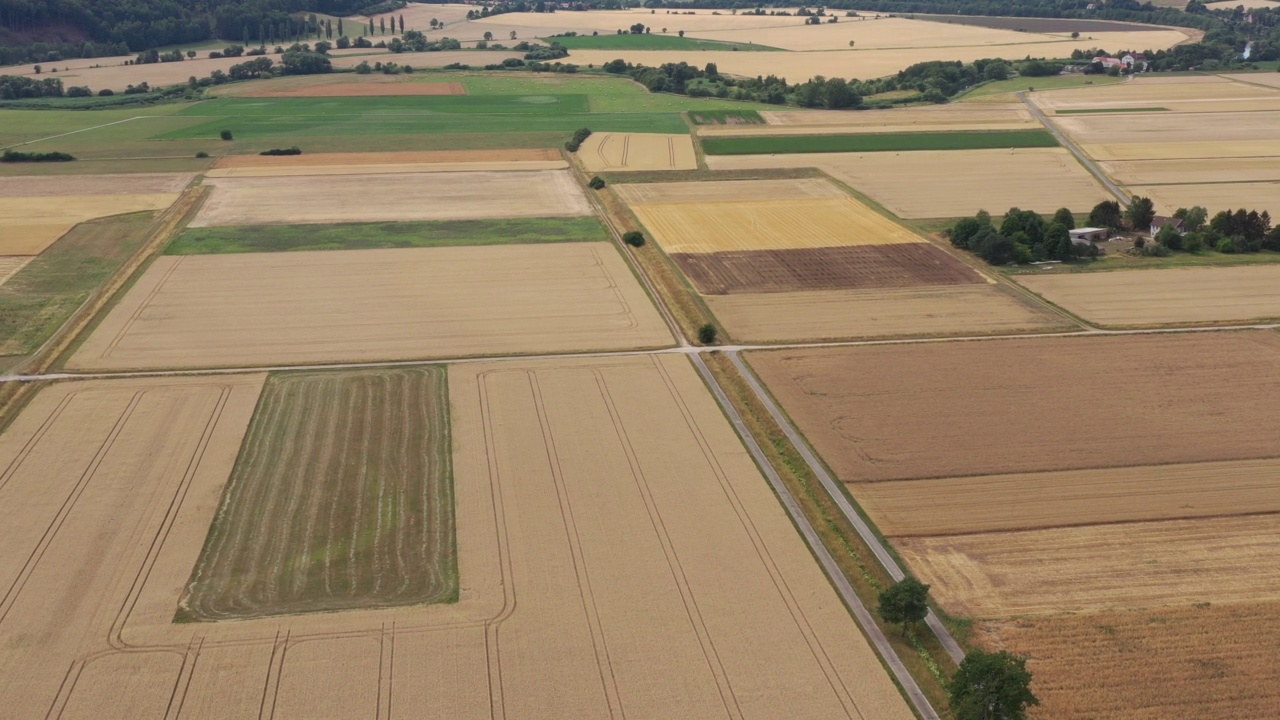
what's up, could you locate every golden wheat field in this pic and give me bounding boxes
[576,132,697,172]
[1017,264,1280,326]
[0,194,178,255]
[1083,139,1280,161]
[1057,109,1280,145]
[858,458,1280,537]
[1130,181,1280,215]
[1098,156,1280,185]
[761,104,1035,128]
[69,243,673,370]
[206,148,565,177]
[705,148,1110,218]
[897,514,1280,617]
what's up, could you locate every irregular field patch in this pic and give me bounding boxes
[747,332,1280,481]
[704,147,1110,219]
[0,256,29,287]
[577,132,697,172]
[0,194,178,255]
[1016,264,1280,326]
[701,129,1058,155]
[190,169,590,227]
[898,514,1280,616]
[712,284,1061,342]
[69,243,673,370]
[859,458,1280,537]
[166,217,609,254]
[672,244,983,294]
[181,367,455,620]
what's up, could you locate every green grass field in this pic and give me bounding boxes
[166,217,609,254]
[1056,107,1169,114]
[688,109,764,125]
[957,73,1126,99]
[701,129,1059,155]
[546,33,777,51]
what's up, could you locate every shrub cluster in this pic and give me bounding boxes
[259,147,302,156]
[565,127,592,153]
[949,207,1089,265]
[2,149,75,162]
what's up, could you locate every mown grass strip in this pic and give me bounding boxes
[701,129,1058,155]
[1057,107,1169,114]
[165,217,609,254]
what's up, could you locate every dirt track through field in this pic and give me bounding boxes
[749,331,1280,481]
[182,367,454,620]
[69,243,673,370]
[673,243,983,294]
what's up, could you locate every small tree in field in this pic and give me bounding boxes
[877,577,930,636]
[949,650,1039,720]
[622,231,645,246]
[697,324,717,344]
[588,176,606,190]
[219,129,233,140]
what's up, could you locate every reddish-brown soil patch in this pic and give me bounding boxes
[672,243,982,295]
[242,81,465,97]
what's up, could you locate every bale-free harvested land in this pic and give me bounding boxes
[710,284,1060,342]
[576,132,697,172]
[181,367,455,621]
[191,170,590,226]
[672,243,983,294]
[1016,265,1280,326]
[0,194,178,255]
[748,332,1280,481]
[240,80,466,97]
[70,243,673,370]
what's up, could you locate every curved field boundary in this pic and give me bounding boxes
[180,366,456,620]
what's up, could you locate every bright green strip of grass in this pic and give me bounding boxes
[701,129,1058,155]
[1057,107,1169,114]
[178,94,594,116]
[547,33,778,51]
[165,217,610,254]
[957,73,1125,99]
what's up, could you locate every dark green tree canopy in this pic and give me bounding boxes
[877,577,930,635]
[950,650,1040,720]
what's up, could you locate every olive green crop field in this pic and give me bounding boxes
[166,217,610,255]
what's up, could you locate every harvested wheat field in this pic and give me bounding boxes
[0,357,915,718]
[673,243,983,294]
[1083,139,1280,161]
[182,367,455,621]
[0,173,194,196]
[705,148,1109,219]
[898,514,1280,617]
[70,243,672,370]
[0,256,30,286]
[1224,71,1280,89]
[576,132,697,172]
[208,148,565,177]
[711,284,1061,342]
[859,458,1280,537]
[761,104,1034,128]
[1099,156,1280,185]
[747,331,1280,481]
[1034,74,1280,111]
[240,80,465,97]
[975,602,1280,720]
[1132,181,1280,215]
[190,169,589,226]
[0,194,178,255]
[1057,110,1280,146]
[1017,264,1280,326]
[615,177,845,204]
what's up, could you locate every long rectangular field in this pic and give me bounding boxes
[700,129,1058,155]
[69,243,674,370]
[747,331,1280,481]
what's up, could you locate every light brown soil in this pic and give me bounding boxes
[1099,156,1280,185]
[1131,181,1280,215]
[898,514,1280,616]
[711,284,1062,342]
[975,602,1280,720]
[705,148,1111,219]
[576,132,697,172]
[240,80,465,97]
[0,194,178,255]
[747,331,1280,481]
[1059,110,1280,145]
[1017,265,1280,326]
[859,458,1280,537]
[673,243,983,294]
[191,169,589,226]
[0,256,29,287]
[181,367,455,621]
[615,177,845,204]
[69,243,673,371]
[212,148,559,168]
[0,173,195,196]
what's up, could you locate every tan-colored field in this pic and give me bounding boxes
[690,16,1072,51]
[1017,264,1280,326]
[69,243,673,371]
[190,169,589,226]
[240,80,465,97]
[1034,74,1280,110]
[576,132,697,172]
[859,458,1280,537]
[0,194,178,255]
[370,1,476,31]
[705,148,1110,218]
[1224,72,1280,89]
[761,104,1033,127]
[1206,0,1279,9]
[615,177,845,204]
[898,514,1280,616]
[1099,156,1280,185]
[0,356,914,718]
[710,284,1062,342]
[1057,110,1280,145]
[1131,181,1280,215]
[1083,138,1280,161]
[0,173,194,196]
[975,602,1280,720]
[212,148,558,168]
[0,256,30,286]
[747,331,1280,481]
[206,159,568,178]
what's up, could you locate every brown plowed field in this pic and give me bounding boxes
[711,284,1062,343]
[975,602,1280,720]
[181,367,455,621]
[0,357,914,719]
[191,169,589,226]
[859,458,1280,537]
[1016,265,1280,326]
[69,243,673,371]
[897,514,1280,616]
[748,331,1280,481]
[213,148,559,168]
[673,243,982,294]
[240,80,465,97]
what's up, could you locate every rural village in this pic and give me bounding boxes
[0,0,1278,718]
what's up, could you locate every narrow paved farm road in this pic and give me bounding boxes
[1018,91,1131,206]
